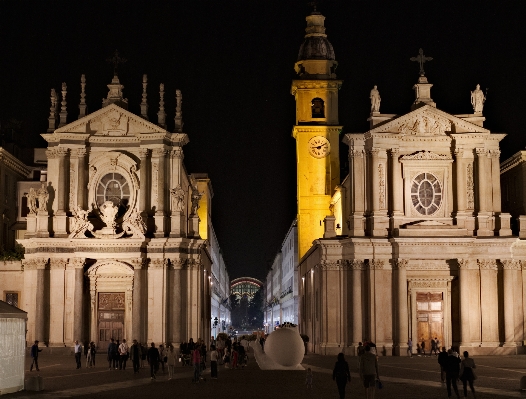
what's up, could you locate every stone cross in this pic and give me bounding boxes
[410,48,433,76]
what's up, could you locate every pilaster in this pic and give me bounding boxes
[394,259,409,355]
[501,260,520,348]
[70,257,86,343]
[348,149,365,236]
[368,149,388,237]
[153,148,168,237]
[475,148,493,236]
[48,258,68,347]
[477,259,499,346]
[130,257,148,343]
[390,148,404,234]
[350,260,364,350]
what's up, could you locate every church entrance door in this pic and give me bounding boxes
[416,292,443,354]
[98,293,125,350]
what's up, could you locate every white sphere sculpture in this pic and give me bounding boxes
[265,327,304,367]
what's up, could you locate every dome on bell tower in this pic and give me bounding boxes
[294,11,338,79]
[297,12,335,61]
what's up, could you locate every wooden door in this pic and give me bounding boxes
[416,292,443,353]
[97,293,125,350]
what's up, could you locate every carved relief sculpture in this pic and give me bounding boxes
[190,186,202,215]
[69,167,77,210]
[122,208,146,238]
[170,184,185,213]
[69,205,94,239]
[466,163,474,209]
[98,201,119,230]
[378,163,385,209]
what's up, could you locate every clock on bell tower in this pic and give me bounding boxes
[292,9,342,258]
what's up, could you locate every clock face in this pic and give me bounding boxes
[308,136,330,158]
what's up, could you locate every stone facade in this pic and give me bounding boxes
[0,74,229,350]
[294,11,525,356]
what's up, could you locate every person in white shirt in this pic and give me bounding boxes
[74,340,83,369]
[118,339,129,370]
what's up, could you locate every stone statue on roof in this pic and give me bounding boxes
[471,84,486,113]
[370,85,381,113]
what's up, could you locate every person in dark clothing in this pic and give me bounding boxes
[147,342,160,380]
[437,347,448,383]
[333,352,351,399]
[130,339,141,373]
[107,338,118,370]
[30,340,42,371]
[444,349,461,398]
[421,339,426,356]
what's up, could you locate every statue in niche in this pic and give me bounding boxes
[471,84,486,113]
[98,201,119,229]
[190,186,203,215]
[36,183,49,212]
[26,188,38,214]
[171,184,185,212]
[69,205,94,238]
[370,85,381,113]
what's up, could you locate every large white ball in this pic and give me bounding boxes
[265,328,304,367]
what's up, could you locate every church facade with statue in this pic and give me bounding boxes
[293,11,525,355]
[0,67,227,349]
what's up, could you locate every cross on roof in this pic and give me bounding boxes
[410,48,433,77]
[106,50,127,76]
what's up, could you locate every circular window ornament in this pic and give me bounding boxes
[96,172,130,209]
[410,172,442,216]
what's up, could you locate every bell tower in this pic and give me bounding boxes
[292,10,343,258]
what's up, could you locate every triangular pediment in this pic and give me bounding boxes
[54,103,167,136]
[369,105,489,135]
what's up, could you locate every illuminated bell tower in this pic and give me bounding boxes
[292,10,343,258]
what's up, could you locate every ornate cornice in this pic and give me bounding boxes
[408,277,454,289]
[291,80,343,95]
[0,149,31,177]
[401,151,451,161]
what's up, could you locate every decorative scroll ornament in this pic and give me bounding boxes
[122,208,146,238]
[401,151,450,161]
[170,184,185,213]
[466,163,475,209]
[26,188,38,215]
[92,201,125,239]
[69,205,94,238]
[378,164,385,209]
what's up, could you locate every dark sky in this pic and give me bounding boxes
[1,1,525,281]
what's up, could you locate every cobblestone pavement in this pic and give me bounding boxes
[6,347,526,398]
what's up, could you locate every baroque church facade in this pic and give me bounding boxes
[0,73,229,349]
[294,11,525,355]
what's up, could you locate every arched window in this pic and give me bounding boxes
[311,98,325,118]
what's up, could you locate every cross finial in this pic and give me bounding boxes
[106,50,127,76]
[410,48,433,77]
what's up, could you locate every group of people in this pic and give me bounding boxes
[438,347,477,398]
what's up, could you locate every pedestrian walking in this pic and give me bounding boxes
[421,338,426,356]
[30,340,42,371]
[130,339,140,373]
[223,349,231,368]
[210,344,218,379]
[438,347,448,383]
[333,353,351,399]
[86,343,92,368]
[167,344,177,380]
[107,338,118,370]
[140,343,147,368]
[217,336,225,362]
[89,342,96,367]
[306,367,313,389]
[357,342,365,369]
[445,349,461,398]
[147,342,160,380]
[158,344,167,373]
[434,337,440,356]
[192,345,202,382]
[360,346,379,399]
[119,339,129,370]
[74,340,82,369]
[407,338,413,357]
[459,351,476,397]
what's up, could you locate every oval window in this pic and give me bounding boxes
[410,172,442,215]
[96,172,130,209]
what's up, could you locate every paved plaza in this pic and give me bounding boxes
[6,346,526,398]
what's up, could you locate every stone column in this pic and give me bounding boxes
[458,259,471,346]
[370,149,380,213]
[490,150,512,235]
[476,148,492,236]
[138,149,149,215]
[395,259,409,355]
[54,147,69,237]
[76,148,87,209]
[478,260,499,346]
[348,149,365,236]
[170,148,186,238]
[49,258,67,346]
[350,260,363,350]
[131,258,146,342]
[391,149,403,214]
[34,258,48,342]
[455,151,467,212]
[71,258,85,342]
[153,148,167,237]
[502,260,520,347]
[171,259,185,345]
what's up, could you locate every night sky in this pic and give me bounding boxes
[1,1,525,281]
